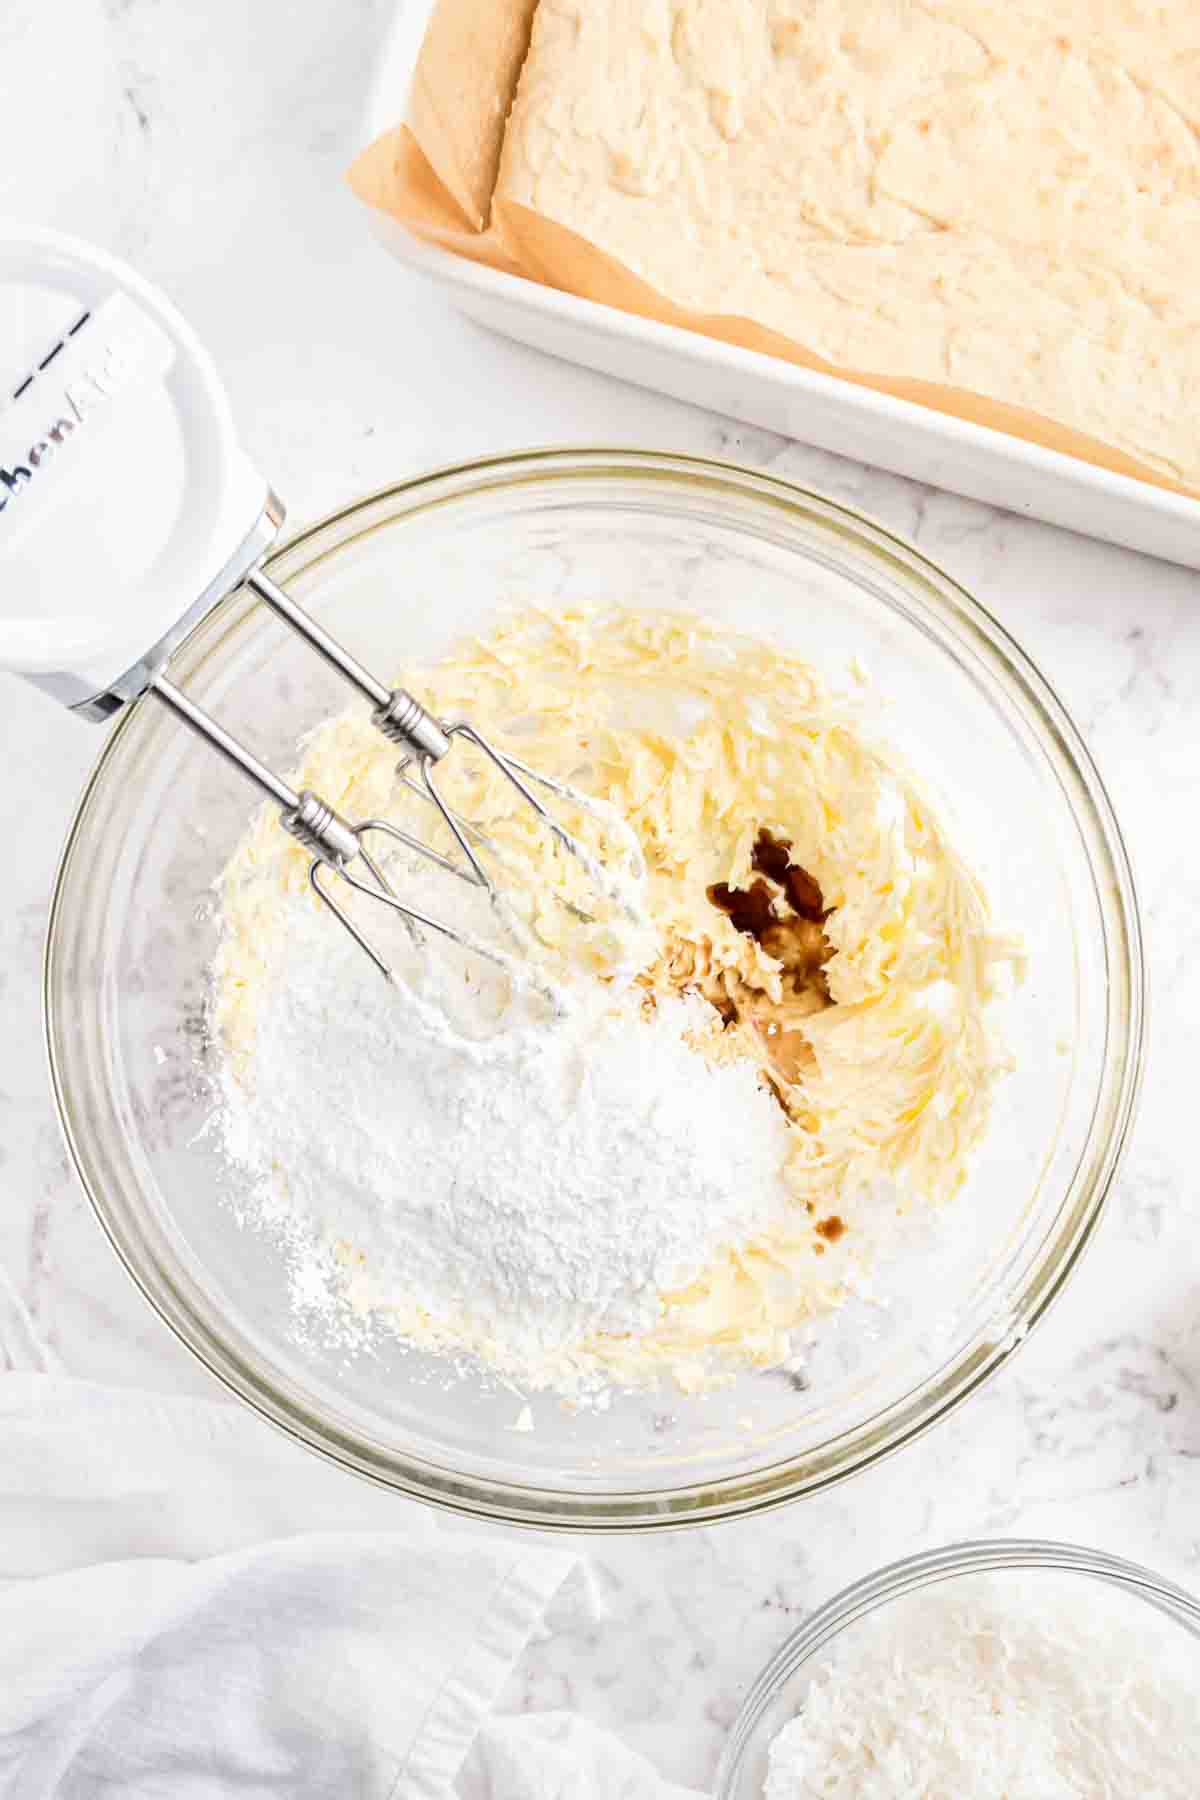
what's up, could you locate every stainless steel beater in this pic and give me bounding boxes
[152,560,610,984]
[0,227,631,985]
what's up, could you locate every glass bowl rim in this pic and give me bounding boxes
[43,446,1147,1530]
[714,1535,1200,1794]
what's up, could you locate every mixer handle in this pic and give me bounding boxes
[0,226,277,714]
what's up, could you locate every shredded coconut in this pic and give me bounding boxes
[764,1573,1200,1797]
[219,903,792,1395]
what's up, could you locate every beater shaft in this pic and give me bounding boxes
[246,567,451,761]
[150,674,359,866]
[147,671,527,989]
[151,673,299,813]
[242,567,583,905]
[149,568,639,996]
[245,568,389,711]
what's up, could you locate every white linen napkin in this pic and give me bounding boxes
[0,1358,706,1798]
[0,1373,578,1798]
[0,1243,706,1800]
[471,1715,704,1799]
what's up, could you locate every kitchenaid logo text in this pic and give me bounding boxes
[0,337,137,517]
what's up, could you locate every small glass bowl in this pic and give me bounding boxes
[45,449,1143,1529]
[716,1539,1200,1796]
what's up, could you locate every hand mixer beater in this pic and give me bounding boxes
[0,228,641,991]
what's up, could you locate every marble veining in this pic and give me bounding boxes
[4,3,1200,1793]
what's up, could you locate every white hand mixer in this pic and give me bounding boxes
[0,227,638,987]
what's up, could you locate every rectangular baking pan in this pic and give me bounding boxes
[363,3,1200,571]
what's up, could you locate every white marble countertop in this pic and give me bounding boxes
[4,3,1200,1791]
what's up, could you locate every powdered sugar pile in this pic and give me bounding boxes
[219,901,791,1394]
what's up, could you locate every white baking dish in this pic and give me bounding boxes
[363,3,1200,571]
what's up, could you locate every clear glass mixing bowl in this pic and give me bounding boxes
[44,449,1143,1529]
[715,1539,1200,1795]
